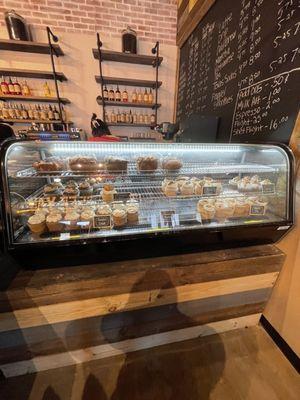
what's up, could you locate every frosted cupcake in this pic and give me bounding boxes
[28,214,46,235]
[64,211,80,230]
[127,205,139,224]
[112,209,127,227]
[46,213,63,232]
[101,183,116,203]
[80,209,95,229]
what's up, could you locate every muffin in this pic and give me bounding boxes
[28,214,46,235]
[127,205,139,224]
[80,209,95,229]
[162,158,182,171]
[101,183,116,203]
[164,181,178,197]
[105,157,128,173]
[78,181,93,197]
[112,209,127,227]
[46,213,63,232]
[64,211,80,230]
[180,181,194,196]
[137,156,158,172]
[63,186,79,200]
[65,180,78,189]
[96,204,112,216]
[43,183,62,200]
[68,156,99,172]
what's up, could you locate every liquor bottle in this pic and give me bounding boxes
[138,111,144,124]
[1,76,9,95]
[116,110,121,123]
[15,104,22,119]
[120,111,126,123]
[40,105,47,120]
[137,89,143,103]
[129,110,133,124]
[21,104,28,119]
[111,109,116,123]
[8,102,16,119]
[122,88,128,102]
[109,87,115,101]
[2,103,9,119]
[8,77,15,94]
[103,85,108,101]
[47,105,54,120]
[125,111,131,124]
[115,85,121,102]
[144,113,150,124]
[53,105,60,120]
[43,82,51,97]
[132,89,137,103]
[61,105,67,121]
[143,88,148,103]
[148,88,154,104]
[13,78,22,95]
[105,110,110,123]
[133,111,137,124]
[22,80,31,96]
[150,112,156,124]
[27,104,34,119]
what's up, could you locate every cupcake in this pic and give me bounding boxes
[63,186,79,200]
[46,213,63,232]
[80,209,95,229]
[65,180,78,189]
[64,211,80,230]
[111,201,127,211]
[43,183,62,200]
[112,209,127,227]
[34,208,49,217]
[28,214,46,235]
[137,156,158,172]
[180,181,194,196]
[96,204,112,216]
[164,181,178,197]
[101,183,116,203]
[78,181,93,197]
[162,158,182,171]
[127,205,139,224]
[105,157,128,173]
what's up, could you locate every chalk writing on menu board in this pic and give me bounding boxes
[177,0,300,143]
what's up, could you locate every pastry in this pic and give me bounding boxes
[175,176,190,189]
[215,201,235,219]
[229,176,240,189]
[65,180,78,188]
[63,186,79,200]
[101,183,116,202]
[162,178,172,192]
[80,209,95,228]
[46,213,63,232]
[105,156,128,173]
[137,156,158,172]
[164,181,178,197]
[43,183,62,199]
[180,181,194,196]
[96,204,112,215]
[68,156,99,172]
[33,157,64,173]
[194,180,204,195]
[162,158,182,171]
[64,211,80,230]
[234,200,250,217]
[260,179,272,185]
[238,176,261,192]
[78,181,93,197]
[111,201,127,211]
[127,205,139,223]
[28,214,46,234]
[112,209,127,227]
[197,202,215,220]
[34,208,49,217]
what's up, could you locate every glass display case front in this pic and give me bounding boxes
[0,141,294,249]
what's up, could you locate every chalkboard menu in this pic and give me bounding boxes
[177,0,300,143]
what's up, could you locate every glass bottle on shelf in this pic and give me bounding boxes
[122,88,128,102]
[13,78,22,95]
[53,105,60,120]
[143,88,148,103]
[120,111,126,123]
[148,88,154,104]
[47,105,54,120]
[129,109,133,124]
[43,81,51,97]
[125,111,131,123]
[8,102,16,119]
[105,110,110,123]
[109,87,115,101]
[138,111,144,124]
[40,105,47,120]
[8,77,15,94]
[21,104,28,119]
[115,85,121,102]
[27,104,34,119]
[103,85,108,101]
[2,103,9,119]
[132,88,137,103]
[117,109,121,123]
[132,111,137,124]
[144,113,150,124]
[61,105,67,121]
[137,89,143,103]
[22,80,31,96]
[15,104,22,119]
[33,104,40,120]
[1,76,9,95]
[111,109,116,123]
[150,112,156,124]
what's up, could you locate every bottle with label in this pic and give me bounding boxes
[47,105,54,120]
[8,102,16,119]
[129,110,133,124]
[53,105,60,120]
[2,103,9,119]
[13,78,22,95]
[143,88,148,103]
[109,87,115,101]
[61,105,67,121]
[33,105,40,120]
[111,109,116,123]
[138,111,144,124]
[133,111,137,124]
[137,89,143,103]
[27,104,34,119]
[125,111,131,124]
[22,80,31,96]
[132,89,137,103]
[1,76,9,95]
[43,81,51,97]
[15,104,22,119]
[117,110,121,123]
[40,105,47,120]
[115,85,121,102]
[144,113,150,124]
[150,112,156,125]
[21,104,28,119]
[105,110,110,123]
[8,77,15,94]
[103,85,108,101]
[120,111,126,123]
[122,88,128,102]
[148,88,154,104]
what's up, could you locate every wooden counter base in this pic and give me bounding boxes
[0,245,285,377]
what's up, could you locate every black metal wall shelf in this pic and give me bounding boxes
[96,98,160,109]
[0,39,64,55]
[0,118,72,124]
[95,76,162,89]
[107,122,153,127]
[93,49,163,66]
[0,68,67,82]
[0,95,70,104]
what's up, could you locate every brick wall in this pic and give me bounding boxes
[0,0,178,45]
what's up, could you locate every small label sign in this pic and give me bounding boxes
[250,205,266,216]
[203,186,217,195]
[93,215,112,229]
[262,183,275,194]
[160,210,177,228]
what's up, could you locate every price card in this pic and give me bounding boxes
[151,214,158,229]
[59,232,70,241]
[262,183,275,194]
[250,205,266,216]
[203,186,217,195]
[160,210,178,228]
[93,215,112,229]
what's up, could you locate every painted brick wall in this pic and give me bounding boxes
[0,0,177,45]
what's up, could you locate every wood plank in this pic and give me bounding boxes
[0,314,261,378]
[96,76,162,88]
[0,68,67,81]
[0,39,64,55]
[92,49,163,66]
[0,95,70,104]
[0,272,278,333]
[0,288,271,364]
[96,98,160,109]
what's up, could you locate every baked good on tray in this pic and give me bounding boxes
[112,209,127,227]
[63,186,79,200]
[80,209,95,229]
[46,213,64,232]
[137,156,158,172]
[180,181,194,196]
[214,200,235,220]
[101,183,116,203]
[105,156,128,173]
[78,181,93,197]
[96,204,112,216]
[33,157,64,173]
[65,180,78,189]
[68,156,99,172]
[162,158,182,171]
[197,200,215,220]
[126,205,139,224]
[43,183,63,199]
[64,211,80,230]
[28,214,46,235]
[164,181,178,197]
[233,199,250,217]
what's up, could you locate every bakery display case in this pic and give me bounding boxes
[0,140,294,259]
